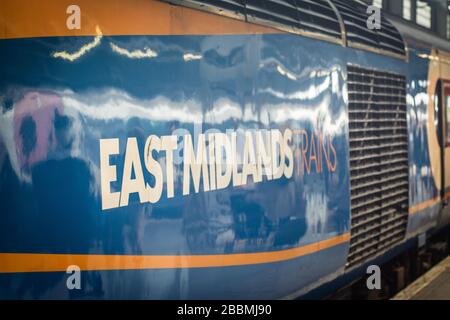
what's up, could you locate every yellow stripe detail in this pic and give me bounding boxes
[0,0,281,40]
[0,233,350,273]
[409,197,440,215]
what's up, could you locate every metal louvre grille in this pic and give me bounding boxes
[346,65,409,268]
[162,0,343,42]
[167,0,246,20]
[161,0,407,59]
[245,0,342,40]
[330,0,406,57]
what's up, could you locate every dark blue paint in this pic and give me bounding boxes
[0,30,443,299]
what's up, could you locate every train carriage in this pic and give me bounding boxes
[0,0,450,299]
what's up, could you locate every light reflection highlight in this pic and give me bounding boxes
[52,26,103,62]
[110,43,158,59]
[183,53,202,61]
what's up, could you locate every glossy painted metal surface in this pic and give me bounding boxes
[0,32,350,299]
[0,11,445,300]
[405,46,441,236]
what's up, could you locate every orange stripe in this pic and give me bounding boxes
[0,233,350,273]
[0,0,281,40]
[409,196,440,215]
[444,191,450,200]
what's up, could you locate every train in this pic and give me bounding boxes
[1,0,450,299]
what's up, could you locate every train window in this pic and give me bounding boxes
[434,80,442,147]
[445,83,450,145]
[416,0,431,29]
[447,13,450,39]
[372,0,383,8]
[403,0,412,21]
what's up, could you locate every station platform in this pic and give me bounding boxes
[393,256,450,300]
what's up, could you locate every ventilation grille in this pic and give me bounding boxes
[163,0,344,43]
[346,65,409,268]
[161,0,406,59]
[172,0,246,20]
[330,0,406,57]
[245,0,342,40]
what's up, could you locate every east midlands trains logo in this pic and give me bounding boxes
[99,128,337,210]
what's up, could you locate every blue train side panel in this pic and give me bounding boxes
[0,33,351,299]
[0,2,446,299]
[405,46,441,236]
